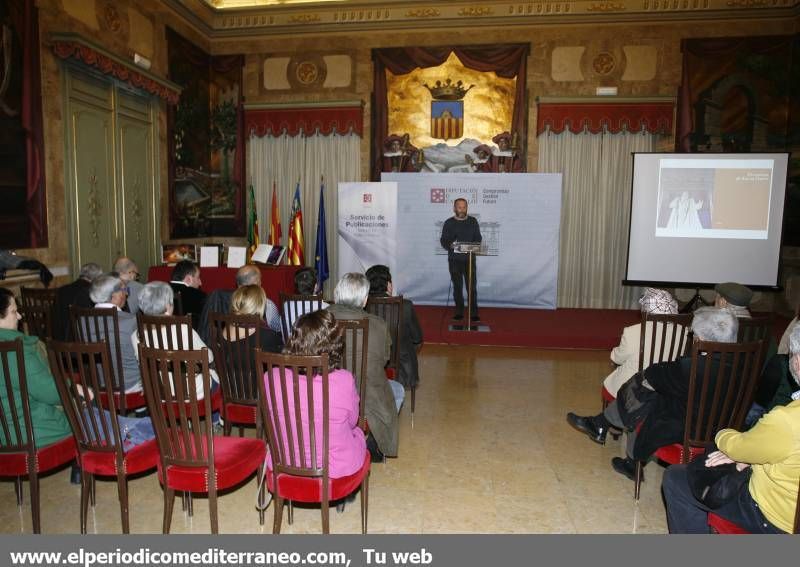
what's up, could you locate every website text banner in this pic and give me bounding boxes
[0,535,792,567]
[383,172,562,309]
[337,182,398,279]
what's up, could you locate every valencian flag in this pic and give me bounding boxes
[268,181,282,246]
[431,100,464,140]
[247,184,259,255]
[314,181,329,291]
[287,183,305,265]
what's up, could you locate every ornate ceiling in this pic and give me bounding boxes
[169,0,799,37]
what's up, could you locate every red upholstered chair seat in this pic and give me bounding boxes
[99,390,146,412]
[653,443,706,465]
[266,451,370,503]
[601,386,615,404]
[80,439,159,477]
[157,436,266,492]
[224,402,258,425]
[0,436,76,476]
[708,513,751,534]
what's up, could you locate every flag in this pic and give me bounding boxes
[314,183,329,291]
[287,182,305,266]
[247,184,259,255]
[268,181,282,246]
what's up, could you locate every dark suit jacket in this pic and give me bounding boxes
[170,283,207,330]
[54,279,93,340]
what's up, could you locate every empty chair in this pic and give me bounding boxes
[19,288,57,341]
[280,292,326,340]
[139,345,267,533]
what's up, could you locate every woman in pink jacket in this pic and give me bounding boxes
[264,309,366,478]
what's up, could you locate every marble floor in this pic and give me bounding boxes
[0,344,669,534]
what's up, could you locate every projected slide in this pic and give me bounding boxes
[655,159,773,239]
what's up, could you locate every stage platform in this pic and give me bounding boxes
[416,306,790,350]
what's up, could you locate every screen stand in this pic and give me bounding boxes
[680,288,709,313]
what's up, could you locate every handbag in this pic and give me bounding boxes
[686,445,752,509]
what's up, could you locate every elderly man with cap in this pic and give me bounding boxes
[380,133,420,173]
[714,281,753,318]
[491,131,522,173]
[602,288,686,399]
[465,144,494,173]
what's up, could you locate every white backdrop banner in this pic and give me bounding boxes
[338,174,562,309]
[337,182,398,276]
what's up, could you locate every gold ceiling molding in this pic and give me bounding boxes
[405,8,441,17]
[458,6,495,16]
[164,0,800,37]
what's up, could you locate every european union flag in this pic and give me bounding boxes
[314,184,329,290]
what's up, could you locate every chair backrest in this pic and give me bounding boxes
[136,313,194,350]
[337,319,369,431]
[138,345,214,471]
[279,293,325,340]
[639,312,694,375]
[208,312,262,406]
[173,291,184,316]
[47,340,124,460]
[20,288,57,339]
[70,306,124,391]
[365,296,403,372]
[682,339,762,463]
[18,304,53,341]
[737,314,773,371]
[0,339,35,459]
[255,351,331,490]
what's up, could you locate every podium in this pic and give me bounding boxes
[450,242,491,333]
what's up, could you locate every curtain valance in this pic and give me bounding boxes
[537,102,674,135]
[245,106,363,138]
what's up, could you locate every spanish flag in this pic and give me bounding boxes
[247,184,259,255]
[287,183,305,266]
[268,182,282,246]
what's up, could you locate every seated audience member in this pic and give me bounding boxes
[264,309,366,479]
[113,257,143,313]
[282,267,330,332]
[222,284,283,355]
[169,260,206,330]
[714,281,753,318]
[54,262,103,340]
[86,274,141,393]
[198,265,282,342]
[662,324,800,534]
[132,281,218,400]
[567,308,739,481]
[327,273,401,460]
[0,288,153,451]
[365,264,424,390]
[602,287,682,399]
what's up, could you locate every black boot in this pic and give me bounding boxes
[366,433,384,463]
[566,412,609,445]
[70,463,81,485]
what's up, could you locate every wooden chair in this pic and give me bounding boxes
[365,296,414,414]
[173,291,184,316]
[280,293,325,340]
[0,339,76,533]
[708,476,800,534]
[601,312,693,412]
[18,304,53,342]
[71,306,145,414]
[256,351,370,534]
[633,339,762,500]
[19,288,57,340]
[47,340,159,533]
[208,312,263,436]
[338,319,370,432]
[737,314,773,371]
[139,345,267,533]
[136,312,194,350]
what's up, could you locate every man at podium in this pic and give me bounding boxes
[440,198,482,321]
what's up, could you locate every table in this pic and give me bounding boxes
[147,265,300,305]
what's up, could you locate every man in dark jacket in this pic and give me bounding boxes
[53,262,103,340]
[169,260,206,330]
[439,198,482,321]
[365,264,423,390]
[567,307,739,481]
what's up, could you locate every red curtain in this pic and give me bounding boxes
[372,44,529,180]
[7,0,46,247]
[536,102,674,135]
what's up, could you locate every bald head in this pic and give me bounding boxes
[235,265,261,288]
